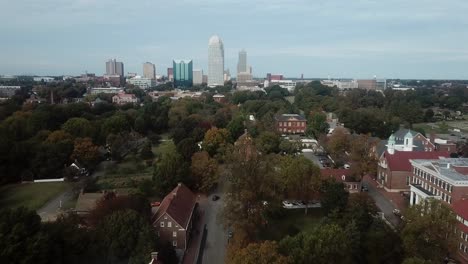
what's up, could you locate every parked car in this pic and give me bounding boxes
[212,195,220,201]
[344,164,350,169]
[361,185,369,192]
[393,209,401,217]
[282,200,293,207]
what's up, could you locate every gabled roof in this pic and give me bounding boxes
[152,183,196,229]
[275,114,306,122]
[384,150,450,171]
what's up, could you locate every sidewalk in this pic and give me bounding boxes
[364,175,409,211]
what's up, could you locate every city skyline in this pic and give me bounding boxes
[1,0,468,79]
[208,35,225,87]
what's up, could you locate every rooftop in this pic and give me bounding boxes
[411,158,468,182]
[384,150,450,171]
[275,114,306,122]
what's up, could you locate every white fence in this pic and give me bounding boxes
[33,178,65,183]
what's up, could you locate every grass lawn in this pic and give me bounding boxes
[258,207,324,241]
[152,140,176,157]
[0,182,72,211]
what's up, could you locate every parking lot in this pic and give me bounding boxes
[301,151,332,169]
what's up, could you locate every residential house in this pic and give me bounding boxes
[275,114,307,134]
[112,92,139,105]
[152,183,197,253]
[321,169,361,193]
[377,130,449,192]
[213,94,226,103]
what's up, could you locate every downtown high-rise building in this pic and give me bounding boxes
[106,59,124,77]
[208,35,224,87]
[193,69,203,85]
[173,60,193,88]
[237,49,247,74]
[143,62,156,80]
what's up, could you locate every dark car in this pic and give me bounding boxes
[212,195,220,201]
[361,185,369,192]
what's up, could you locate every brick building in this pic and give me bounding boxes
[152,183,197,252]
[275,114,307,134]
[112,92,139,105]
[377,129,445,192]
[321,169,361,193]
[453,199,468,263]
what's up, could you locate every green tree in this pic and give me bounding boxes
[227,115,245,141]
[401,198,457,262]
[176,138,199,161]
[71,137,100,168]
[190,151,219,193]
[202,127,230,157]
[256,131,280,154]
[139,142,154,160]
[320,179,349,214]
[307,111,329,138]
[364,219,403,264]
[61,117,94,138]
[228,240,291,264]
[98,210,157,264]
[277,155,321,214]
[153,147,189,195]
[279,224,353,264]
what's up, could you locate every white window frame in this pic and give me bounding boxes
[160,221,164,227]
[173,231,177,237]
[168,221,172,228]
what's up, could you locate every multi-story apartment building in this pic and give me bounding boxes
[275,114,307,134]
[127,76,156,89]
[409,158,468,262]
[409,158,468,206]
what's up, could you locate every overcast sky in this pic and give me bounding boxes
[1,0,468,79]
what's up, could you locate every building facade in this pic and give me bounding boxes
[106,59,124,77]
[275,114,307,134]
[152,183,197,252]
[357,79,377,90]
[167,68,173,81]
[237,49,247,75]
[143,62,156,79]
[173,60,193,88]
[208,35,224,87]
[112,93,139,105]
[453,199,468,263]
[127,76,156,89]
[0,86,21,97]
[270,80,297,92]
[193,69,203,85]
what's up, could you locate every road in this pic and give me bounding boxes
[201,169,228,264]
[36,161,114,221]
[362,178,401,227]
[302,152,323,168]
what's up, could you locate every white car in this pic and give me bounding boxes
[282,200,293,207]
[301,149,314,153]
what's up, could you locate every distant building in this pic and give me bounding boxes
[106,59,124,77]
[103,74,123,87]
[202,75,208,84]
[89,87,123,95]
[151,183,197,252]
[173,60,193,88]
[213,94,226,103]
[112,92,139,105]
[167,68,174,82]
[237,49,247,75]
[127,76,156,89]
[321,169,361,193]
[275,114,307,134]
[270,80,296,92]
[127,72,138,78]
[193,69,203,85]
[237,72,253,83]
[0,86,21,97]
[208,35,225,87]
[33,76,54,82]
[321,79,359,90]
[143,62,156,80]
[267,74,283,81]
[357,79,377,90]
[224,69,231,82]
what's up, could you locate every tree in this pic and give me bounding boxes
[98,209,158,264]
[349,134,378,180]
[153,147,189,196]
[279,224,353,264]
[176,138,199,161]
[71,137,100,169]
[256,131,281,154]
[190,151,219,193]
[326,127,350,163]
[228,241,291,264]
[277,155,321,214]
[202,127,230,157]
[320,179,349,214]
[139,142,154,160]
[401,199,458,262]
[424,109,434,122]
[227,115,245,141]
[61,117,94,138]
[344,193,378,232]
[364,219,403,264]
[278,139,299,155]
[307,111,329,138]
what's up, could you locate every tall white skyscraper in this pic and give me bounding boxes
[237,49,247,74]
[143,62,156,79]
[208,35,224,87]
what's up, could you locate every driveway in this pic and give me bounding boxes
[201,169,228,264]
[362,177,401,227]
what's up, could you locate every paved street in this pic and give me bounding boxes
[362,177,401,227]
[201,171,228,264]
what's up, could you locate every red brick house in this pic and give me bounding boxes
[152,183,197,251]
[275,114,307,134]
[321,169,361,193]
[453,199,468,263]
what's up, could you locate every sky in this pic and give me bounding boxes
[1,0,468,79]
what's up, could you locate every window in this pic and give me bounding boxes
[160,222,164,227]
[173,231,177,237]
[173,241,177,247]
[288,122,291,127]
[168,221,172,227]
